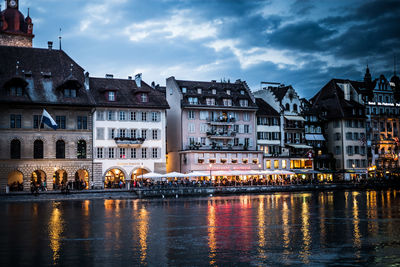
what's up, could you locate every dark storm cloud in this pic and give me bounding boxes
[290,0,315,16]
[267,21,336,51]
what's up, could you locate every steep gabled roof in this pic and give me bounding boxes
[90,77,169,109]
[0,45,94,106]
[269,85,290,101]
[255,98,279,116]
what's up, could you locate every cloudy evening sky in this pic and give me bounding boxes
[16,0,400,98]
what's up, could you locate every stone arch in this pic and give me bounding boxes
[53,169,68,189]
[130,166,151,180]
[103,166,127,189]
[31,169,47,186]
[74,169,89,190]
[7,170,24,191]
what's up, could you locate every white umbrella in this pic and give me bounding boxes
[142,172,164,179]
[186,171,209,177]
[163,172,187,178]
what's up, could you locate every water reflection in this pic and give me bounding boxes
[208,204,217,265]
[257,196,266,261]
[138,207,149,264]
[300,197,311,264]
[48,202,64,264]
[352,192,361,259]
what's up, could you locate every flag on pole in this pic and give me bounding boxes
[41,109,58,130]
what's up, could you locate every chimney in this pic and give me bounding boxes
[48,41,53,50]
[135,73,142,87]
[128,76,132,80]
[211,80,216,83]
[84,72,90,90]
[235,79,241,84]
[105,74,114,79]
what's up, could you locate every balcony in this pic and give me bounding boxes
[207,117,236,125]
[114,137,145,147]
[207,131,236,139]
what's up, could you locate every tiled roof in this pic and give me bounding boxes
[311,79,366,120]
[90,77,169,109]
[0,45,94,106]
[176,79,257,109]
[255,98,279,116]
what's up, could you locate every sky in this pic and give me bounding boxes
[13,0,400,98]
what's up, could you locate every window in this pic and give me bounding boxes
[56,140,65,159]
[77,140,86,159]
[10,114,21,128]
[97,147,103,158]
[335,146,341,155]
[346,146,353,156]
[10,139,21,159]
[107,91,115,101]
[200,111,208,120]
[223,99,232,106]
[200,124,208,133]
[274,160,279,169]
[142,148,147,159]
[151,112,159,122]
[197,88,202,94]
[334,120,340,128]
[346,132,352,140]
[293,104,298,112]
[244,125,249,133]
[188,110,195,119]
[108,148,115,158]
[335,133,341,141]
[96,128,104,139]
[77,116,87,129]
[353,132,359,140]
[152,129,158,140]
[142,112,147,121]
[64,88,77,98]
[285,103,290,110]
[96,111,104,120]
[56,116,66,129]
[212,89,216,94]
[239,99,248,107]
[282,160,287,169]
[108,111,115,120]
[141,93,148,103]
[130,112,137,121]
[244,138,250,147]
[130,129,137,139]
[243,113,250,121]
[189,123,195,133]
[206,98,215,105]
[182,87,187,93]
[10,86,23,96]
[141,129,147,140]
[119,111,126,121]
[119,148,126,159]
[201,137,206,145]
[110,128,116,139]
[131,148,137,159]
[188,97,199,104]
[266,160,271,169]
[152,148,158,158]
[33,115,44,129]
[226,89,231,95]
[33,140,43,159]
[240,90,244,95]
[119,129,126,138]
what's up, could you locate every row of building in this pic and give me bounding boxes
[1,1,399,192]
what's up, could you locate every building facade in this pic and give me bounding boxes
[90,74,169,188]
[0,0,34,47]
[166,77,263,174]
[311,79,368,180]
[0,45,95,192]
[254,83,313,174]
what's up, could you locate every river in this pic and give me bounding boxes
[1,190,400,266]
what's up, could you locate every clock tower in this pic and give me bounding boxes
[0,0,34,47]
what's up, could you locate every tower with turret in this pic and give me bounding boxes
[0,0,34,47]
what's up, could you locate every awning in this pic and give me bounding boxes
[287,144,312,149]
[293,169,321,174]
[345,169,368,174]
[284,115,305,121]
[305,134,325,141]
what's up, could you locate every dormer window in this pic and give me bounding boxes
[188,97,199,105]
[239,99,248,107]
[141,93,148,103]
[223,99,232,106]
[182,87,187,93]
[212,89,216,94]
[240,90,245,95]
[107,91,115,101]
[10,86,23,96]
[206,98,215,105]
[226,89,231,95]
[64,88,77,98]
[197,88,202,94]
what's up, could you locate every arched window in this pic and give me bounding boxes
[285,103,290,110]
[10,139,21,159]
[34,140,44,159]
[77,140,86,159]
[293,104,298,112]
[56,140,65,158]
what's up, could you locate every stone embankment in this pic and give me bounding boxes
[1,182,398,202]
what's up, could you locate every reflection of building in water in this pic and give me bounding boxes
[48,203,64,264]
[207,204,216,265]
[138,207,149,264]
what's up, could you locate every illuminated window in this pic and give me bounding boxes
[274,160,279,169]
[266,160,271,169]
[282,160,287,169]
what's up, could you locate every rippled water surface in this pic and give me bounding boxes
[1,190,400,266]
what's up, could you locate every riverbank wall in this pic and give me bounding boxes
[1,182,399,202]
